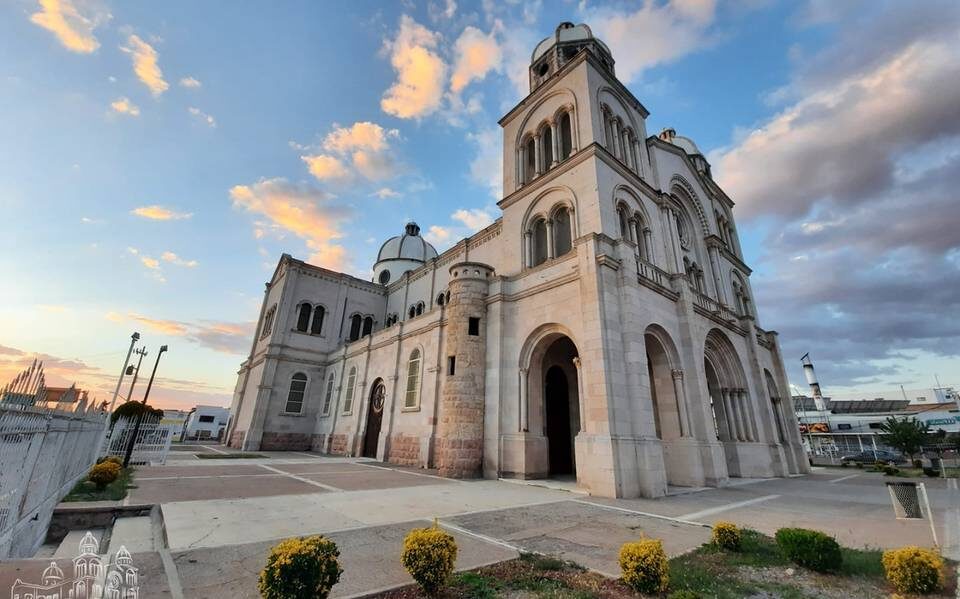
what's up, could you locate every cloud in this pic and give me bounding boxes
[467,127,502,199]
[139,256,160,270]
[423,225,452,246]
[428,0,457,22]
[110,96,140,116]
[131,205,192,220]
[381,15,447,119]
[179,76,201,88]
[709,1,960,389]
[30,0,108,54]
[450,26,502,93]
[452,208,494,231]
[111,313,255,355]
[229,177,352,270]
[582,0,717,83]
[187,106,216,127]
[303,122,401,182]
[121,34,168,96]
[160,251,198,268]
[301,155,350,180]
[372,187,400,199]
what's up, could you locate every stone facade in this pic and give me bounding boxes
[226,22,809,498]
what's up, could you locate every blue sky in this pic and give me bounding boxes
[1,0,958,409]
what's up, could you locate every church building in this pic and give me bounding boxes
[226,22,809,498]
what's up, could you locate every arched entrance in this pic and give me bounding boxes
[362,378,385,458]
[522,328,581,479]
[704,328,754,476]
[644,327,683,441]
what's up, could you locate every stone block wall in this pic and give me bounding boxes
[387,434,421,466]
[260,431,311,451]
[329,433,349,455]
[227,429,246,449]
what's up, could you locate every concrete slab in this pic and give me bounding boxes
[109,516,154,553]
[445,500,710,577]
[267,462,382,475]
[301,470,452,491]
[54,528,105,557]
[174,520,517,599]
[137,465,268,477]
[128,474,323,504]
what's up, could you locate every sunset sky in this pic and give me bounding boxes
[1,0,957,410]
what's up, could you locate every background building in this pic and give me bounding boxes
[183,405,229,441]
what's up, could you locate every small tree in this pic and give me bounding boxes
[110,400,164,425]
[878,416,929,462]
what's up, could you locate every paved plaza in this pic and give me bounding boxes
[3,445,958,598]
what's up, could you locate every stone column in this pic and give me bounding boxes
[550,122,559,166]
[572,357,584,432]
[611,120,621,160]
[524,231,533,268]
[534,135,542,176]
[720,388,735,440]
[517,148,525,187]
[545,219,555,259]
[671,369,691,437]
[735,389,751,442]
[743,391,759,441]
[708,245,726,304]
[643,229,653,263]
[436,262,494,478]
[519,367,528,432]
[627,216,638,245]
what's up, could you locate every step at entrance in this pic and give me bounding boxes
[108,516,154,553]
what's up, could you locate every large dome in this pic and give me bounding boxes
[532,22,612,63]
[372,222,438,285]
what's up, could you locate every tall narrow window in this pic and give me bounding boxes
[342,367,357,413]
[404,349,421,408]
[618,206,630,240]
[361,316,373,337]
[559,112,572,160]
[416,302,424,316]
[532,219,548,266]
[542,126,553,168]
[525,138,536,183]
[554,207,572,256]
[468,317,480,336]
[296,303,311,332]
[285,373,307,414]
[260,305,276,339]
[447,356,456,376]
[310,306,325,335]
[349,314,362,341]
[321,373,335,415]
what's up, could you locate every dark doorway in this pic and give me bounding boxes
[363,379,385,458]
[545,365,574,475]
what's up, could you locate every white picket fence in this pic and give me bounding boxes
[101,413,175,465]
[0,404,107,558]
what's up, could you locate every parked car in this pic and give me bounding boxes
[839,449,905,465]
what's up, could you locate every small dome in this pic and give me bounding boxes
[658,128,702,155]
[533,22,611,63]
[42,561,65,584]
[376,222,438,263]
[78,531,99,556]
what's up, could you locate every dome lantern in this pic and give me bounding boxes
[373,221,438,285]
[529,22,614,92]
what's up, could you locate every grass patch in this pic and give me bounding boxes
[838,546,885,578]
[194,452,267,459]
[62,467,135,502]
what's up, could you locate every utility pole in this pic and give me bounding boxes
[126,347,148,402]
[123,345,168,468]
[108,332,140,413]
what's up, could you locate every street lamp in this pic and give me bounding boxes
[108,332,140,413]
[122,345,168,468]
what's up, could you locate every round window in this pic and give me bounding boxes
[379,270,391,285]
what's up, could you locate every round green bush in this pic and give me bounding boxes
[882,546,944,594]
[400,525,458,595]
[711,521,741,551]
[258,535,342,599]
[774,528,842,573]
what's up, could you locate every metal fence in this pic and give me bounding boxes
[101,414,174,465]
[0,404,107,558]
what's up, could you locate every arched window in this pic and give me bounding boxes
[617,205,631,240]
[436,292,445,306]
[349,314,362,341]
[310,305,325,335]
[531,218,548,266]
[675,212,689,246]
[416,302,424,316]
[361,316,373,337]
[554,207,572,256]
[559,112,572,160]
[633,216,647,260]
[524,138,536,183]
[260,305,276,339]
[342,367,357,413]
[285,373,307,414]
[732,273,752,316]
[404,348,422,409]
[321,373,335,415]
[295,303,311,332]
[542,125,553,168]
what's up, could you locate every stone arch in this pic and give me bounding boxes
[643,324,683,441]
[704,328,754,449]
[670,175,710,235]
[596,86,642,134]
[764,369,787,443]
[521,186,580,268]
[514,88,579,148]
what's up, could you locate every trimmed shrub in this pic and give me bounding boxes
[882,546,944,594]
[912,459,923,469]
[619,538,669,594]
[258,535,342,599]
[88,462,121,489]
[96,456,123,466]
[923,467,940,478]
[400,524,458,595]
[711,521,741,551]
[774,528,842,573]
[883,465,901,476]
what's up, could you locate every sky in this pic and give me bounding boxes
[1,0,958,411]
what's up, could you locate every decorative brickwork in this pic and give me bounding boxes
[228,429,246,449]
[329,433,349,455]
[388,434,421,466]
[260,431,311,451]
[436,262,492,478]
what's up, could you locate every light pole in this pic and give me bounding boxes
[122,345,168,468]
[108,332,140,413]
[126,347,148,402]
